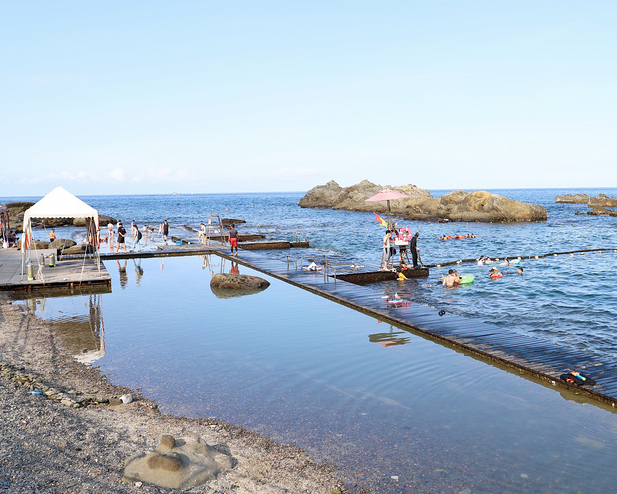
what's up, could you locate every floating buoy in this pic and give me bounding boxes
[456,260,461,264]
[535,256,539,259]
[571,253,574,256]
[580,252,584,255]
[436,264,441,268]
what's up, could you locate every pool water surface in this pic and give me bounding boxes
[22,254,617,493]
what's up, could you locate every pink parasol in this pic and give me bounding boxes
[365,189,409,228]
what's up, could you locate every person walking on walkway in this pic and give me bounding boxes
[229,223,239,256]
[162,219,170,244]
[116,221,127,253]
[132,224,143,252]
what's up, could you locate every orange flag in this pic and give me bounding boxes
[374,212,387,227]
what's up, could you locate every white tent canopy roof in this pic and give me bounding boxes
[23,186,98,224]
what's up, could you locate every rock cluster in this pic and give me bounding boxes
[299,180,547,222]
[0,359,125,409]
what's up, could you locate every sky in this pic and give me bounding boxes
[1,1,616,196]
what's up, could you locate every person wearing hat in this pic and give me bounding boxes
[489,266,502,278]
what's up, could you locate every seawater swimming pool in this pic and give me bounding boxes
[23,254,617,493]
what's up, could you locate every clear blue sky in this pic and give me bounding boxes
[1,1,616,196]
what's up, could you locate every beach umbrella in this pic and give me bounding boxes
[366,189,409,229]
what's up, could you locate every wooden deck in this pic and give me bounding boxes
[0,249,111,291]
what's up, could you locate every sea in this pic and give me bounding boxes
[3,187,617,493]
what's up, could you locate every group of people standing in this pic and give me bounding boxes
[108,219,152,253]
[382,228,420,270]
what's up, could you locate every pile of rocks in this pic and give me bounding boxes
[0,359,131,409]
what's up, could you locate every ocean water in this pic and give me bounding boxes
[5,187,617,493]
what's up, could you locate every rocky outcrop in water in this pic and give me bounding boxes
[555,194,590,204]
[556,193,617,207]
[210,273,270,298]
[588,195,617,207]
[299,181,547,222]
[587,207,617,217]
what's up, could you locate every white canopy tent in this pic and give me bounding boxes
[21,186,101,278]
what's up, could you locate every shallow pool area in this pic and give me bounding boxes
[21,254,617,493]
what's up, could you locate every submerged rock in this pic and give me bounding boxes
[299,181,547,222]
[123,434,232,489]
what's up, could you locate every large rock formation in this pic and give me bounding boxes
[556,193,617,207]
[5,202,35,233]
[588,194,617,208]
[299,181,547,222]
[298,180,430,211]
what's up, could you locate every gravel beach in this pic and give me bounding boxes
[0,294,349,493]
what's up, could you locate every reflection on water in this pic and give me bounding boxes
[16,255,617,494]
[16,293,106,365]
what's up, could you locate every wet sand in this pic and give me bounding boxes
[0,295,349,493]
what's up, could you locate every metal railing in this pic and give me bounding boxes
[286,255,297,270]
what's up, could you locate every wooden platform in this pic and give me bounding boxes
[0,249,111,292]
[237,240,310,250]
[336,268,429,284]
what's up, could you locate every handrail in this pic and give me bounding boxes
[293,230,308,242]
[299,254,328,270]
[286,255,297,270]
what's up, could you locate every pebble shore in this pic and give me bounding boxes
[0,295,349,493]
